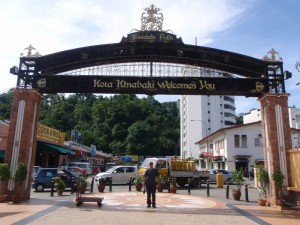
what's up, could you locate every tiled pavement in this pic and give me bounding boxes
[1,184,300,225]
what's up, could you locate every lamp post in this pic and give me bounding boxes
[191,120,209,169]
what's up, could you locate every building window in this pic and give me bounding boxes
[234,135,240,147]
[234,135,247,147]
[225,121,236,125]
[241,135,247,147]
[224,104,236,111]
[254,138,263,147]
[215,139,224,150]
[224,96,234,103]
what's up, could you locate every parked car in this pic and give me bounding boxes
[92,164,107,175]
[208,169,233,183]
[64,167,84,178]
[32,168,78,192]
[32,166,41,178]
[66,162,92,175]
[95,166,138,184]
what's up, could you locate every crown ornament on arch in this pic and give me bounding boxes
[131,4,172,33]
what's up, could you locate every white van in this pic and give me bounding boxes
[66,162,92,175]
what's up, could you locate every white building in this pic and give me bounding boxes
[291,128,300,149]
[195,121,264,171]
[243,107,300,129]
[243,109,261,124]
[243,108,300,149]
[180,95,236,159]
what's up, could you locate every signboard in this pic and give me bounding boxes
[120,156,132,163]
[121,31,183,44]
[37,123,65,144]
[90,144,96,156]
[32,75,268,97]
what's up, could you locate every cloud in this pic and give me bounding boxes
[3,0,298,116]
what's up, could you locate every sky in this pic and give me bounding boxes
[0,0,299,115]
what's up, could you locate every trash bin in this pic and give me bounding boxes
[216,172,224,188]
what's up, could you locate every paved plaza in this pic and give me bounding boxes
[0,182,299,225]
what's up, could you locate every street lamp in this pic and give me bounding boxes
[191,120,209,169]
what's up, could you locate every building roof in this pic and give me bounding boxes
[195,121,261,144]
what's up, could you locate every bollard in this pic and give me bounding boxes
[129,176,132,192]
[188,178,191,194]
[168,177,170,193]
[50,178,55,197]
[71,176,75,194]
[226,182,229,199]
[245,184,249,202]
[207,179,210,196]
[109,176,112,192]
[91,177,94,193]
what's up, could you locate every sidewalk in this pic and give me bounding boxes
[0,183,299,225]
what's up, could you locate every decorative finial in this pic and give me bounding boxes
[262,48,282,62]
[141,4,164,31]
[23,45,42,57]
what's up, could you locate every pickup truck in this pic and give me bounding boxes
[139,157,210,187]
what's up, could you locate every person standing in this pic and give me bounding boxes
[144,161,160,208]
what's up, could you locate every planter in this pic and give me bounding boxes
[232,190,241,200]
[135,184,142,192]
[170,185,177,193]
[98,183,105,192]
[78,187,86,194]
[12,195,20,203]
[157,183,164,192]
[0,195,7,203]
[57,189,63,196]
[258,199,267,206]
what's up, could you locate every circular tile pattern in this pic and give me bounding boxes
[82,192,225,214]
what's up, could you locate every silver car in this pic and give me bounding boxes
[209,169,233,183]
[95,166,138,184]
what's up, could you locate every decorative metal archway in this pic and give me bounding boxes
[5,4,292,206]
[11,4,288,97]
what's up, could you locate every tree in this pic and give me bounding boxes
[0,89,13,121]
[2,92,180,157]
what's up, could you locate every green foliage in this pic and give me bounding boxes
[54,177,66,190]
[12,163,27,183]
[235,115,243,125]
[1,91,180,157]
[232,168,244,192]
[170,177,176,186]
[98,177,106,184]
[0,163,10,181]
[256,165,269,199]
[77,176,90,190]
[159,175,167,185]
[0,90,13,120]
[134,175,144,185]
[272,170,285,198]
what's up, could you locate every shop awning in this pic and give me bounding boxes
[38,142,75,155]
[201,152,214,157]
[212,155,224,162]
[235,159,249,163]
[255,158,265,164]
